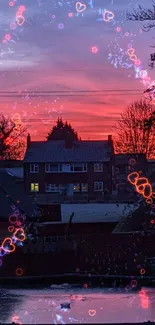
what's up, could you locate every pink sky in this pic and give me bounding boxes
[0,0,154,140]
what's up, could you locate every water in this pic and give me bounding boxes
[0,286,155,324]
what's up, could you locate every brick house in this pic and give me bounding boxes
[23,134,115,203]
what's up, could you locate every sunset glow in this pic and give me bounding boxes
[0,0,154,141]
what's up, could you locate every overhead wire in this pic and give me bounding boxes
[0,89,144,98]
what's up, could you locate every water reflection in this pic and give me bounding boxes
[0,290,24,323]
[0,287,155,324]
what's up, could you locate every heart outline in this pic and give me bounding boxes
[13,228,26,242]
[16,15,25,26]
[103,10,114,22]
[127,172,139,185]
[1,237,16,253]
[76,2,86,13]
[88,309,96,316]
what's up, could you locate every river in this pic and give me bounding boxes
[0,286,155,324]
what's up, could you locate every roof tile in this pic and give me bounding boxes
[24,140,113,163]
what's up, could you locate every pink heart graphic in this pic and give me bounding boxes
[1,237,16,253]
[76,2,86,13]
[127,48,135,56]
[13,228,26,242]
[88,309,96,316]
[103,10,114,22]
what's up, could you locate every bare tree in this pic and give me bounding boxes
[113,99,155,159]
[126,1,155,68]
[126,2,155,32]
[0,114,27,160]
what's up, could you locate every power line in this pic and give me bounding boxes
[0,94,143,98]
[0,89,144,93]
[0,94,142,98]
[0,69,141,72]
[0,90,144,98]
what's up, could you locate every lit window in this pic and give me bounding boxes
[94,163,103,172]
[30,164,39,173]
[94,182,103,192]
[81,183,88,192]
[31,183,39,192]
[73,183,80,192]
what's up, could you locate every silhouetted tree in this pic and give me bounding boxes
[113,99,155,159]
[0,114,26,160]
[126,3,155,32]
[46,118,80,141]
[126,2,155,67]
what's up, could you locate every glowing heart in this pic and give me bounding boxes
[1,237,16,253]
[127,48,135,56]
[130,54,137,62]
[88,309,96,316]
[13,228,26,242]
[139,183,152,199]
[136,177,149,187]
[127,172,139,185]
[103,10,114,22]
[16,15,25,26]
[76,2,86,13]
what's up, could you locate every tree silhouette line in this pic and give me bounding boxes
[0,98,155,160]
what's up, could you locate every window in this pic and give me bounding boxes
[94,182,103,192]
[62,164,71,172]
[81,183,88,192]
[73,183,80,192]
[30,164,39,173]
[45,184,60,192]
[70,163,87,172]
[31,183,39,192]
[44,163,87,173]
[94,163,103,172]
[45,164,62,173]
[116,167,119,173]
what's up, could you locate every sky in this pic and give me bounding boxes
[0,0,154,140]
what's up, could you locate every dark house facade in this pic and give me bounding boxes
[147,159,155,190]
[114,153,148,201]
[23,135,115,202]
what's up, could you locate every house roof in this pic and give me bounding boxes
[60,203,139,223]
[40,203,139,224]
[115,153,146,164]
[0,170,40,219]
[113,201,152,233]
[23,140,113,163]
[5,167,24,178]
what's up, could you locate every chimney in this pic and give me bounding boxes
[108,134,114,154]
[27,133,31,148]
[64,138,73,149]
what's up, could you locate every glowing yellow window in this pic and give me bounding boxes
[31,183,39,192]
[73,183,80,192]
